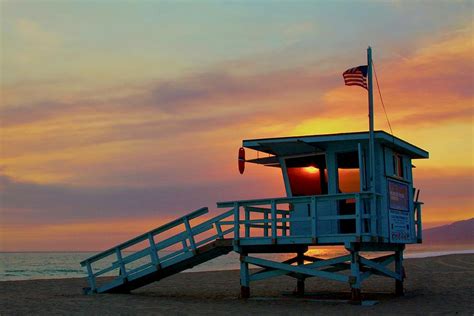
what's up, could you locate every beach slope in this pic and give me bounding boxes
[1,254,473,315]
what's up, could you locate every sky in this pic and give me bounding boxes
[1,0,473,251]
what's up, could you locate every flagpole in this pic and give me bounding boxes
[367,46,375,192]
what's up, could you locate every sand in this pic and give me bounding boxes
[1,254,473,315]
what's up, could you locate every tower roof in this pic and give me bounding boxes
[243,130,429,159]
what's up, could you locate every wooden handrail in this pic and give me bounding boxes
[81,206,235,290]
[217,192,378,208]
[81,207,208,266]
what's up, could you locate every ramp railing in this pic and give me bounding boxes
[80,207,234,293]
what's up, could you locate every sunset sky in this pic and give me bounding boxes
[1,1,473,251]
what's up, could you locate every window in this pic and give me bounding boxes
[393,153,404,178]
[286,155,327,196]
[336,151,360,234]
[337,151,360,193]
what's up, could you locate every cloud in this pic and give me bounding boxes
[1,65,336,125]
[1,19,61,74]
[393,106,473,126]
[2,24,473,189]
[413,167,474,223]
[1,65,339,185]
[15,19,60,49]
[319,23,474,128]
[0,171,284,225]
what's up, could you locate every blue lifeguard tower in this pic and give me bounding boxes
[80,48,429,302]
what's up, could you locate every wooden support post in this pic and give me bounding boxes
[395,249,404,296]
[296,252,305,296]
[234,202,240,241]
[310,196,317,241]
[244,207,250,238]
[240,253,250,299]
[282,213,287,236]
[115,248,127,279]
[271,200,277,243]
[148,233,160,266]
[215,222,223,238]
[350,249,362,303]
[355,194,361,237]
[416,203,423,243]
[264,210,269,237]
[181,240,188,252]
[85,262,96,293]
[183,217,196,253]
[370,195,378,237]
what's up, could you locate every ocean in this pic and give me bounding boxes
[1,245,473,281]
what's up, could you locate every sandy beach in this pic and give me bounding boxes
[1,254,473,315]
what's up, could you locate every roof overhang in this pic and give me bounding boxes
[243,130,429,159]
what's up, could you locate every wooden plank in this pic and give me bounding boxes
[271,200,277,241]
[148,233,159,265]
[94,262,121,277]
[243,256,349,283]
[360,256,400,280]
[115,248,127,279]
[217,193,379,209]
[127,263,156,279]
[310,196,316,239]
[126,265,159,282]
[86,262,96,292]
[355,194,361,236]
[119,248,150,265]
[233,203,240,241]
[183,217,196,251]
[244,206,288,215]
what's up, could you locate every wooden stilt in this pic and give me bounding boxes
[296,252,305,296]
[395,249,404,296]
[296,279,305,297]
[349,249,362,304]
[351,288,361,302]
[240,286,250,299]
[240,253,250,299]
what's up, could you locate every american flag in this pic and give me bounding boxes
[343,65,368,89]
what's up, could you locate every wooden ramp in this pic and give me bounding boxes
[81,207,235,294]
[105,239,233,294]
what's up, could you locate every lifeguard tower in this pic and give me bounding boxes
[80,48,429,302]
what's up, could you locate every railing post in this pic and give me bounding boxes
[148,233,160,266]
[355,194,361,237]
[416,203,422,242]
[115,247,127,279]
[311,196,317,240]
[234,202,240,242]
[370,193,377,237]
[282,213,287,237]
[183,217,197,252]
[271,200,277,243]
[216,222,223,238]
[86,261,96,293]
[264,210,269,237]
[181,240,189,252]
[244,206,250,238]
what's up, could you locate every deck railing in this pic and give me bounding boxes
[80,207,234,293]
[217,192,381,244]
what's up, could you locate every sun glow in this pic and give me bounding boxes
[304,166,319,174]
